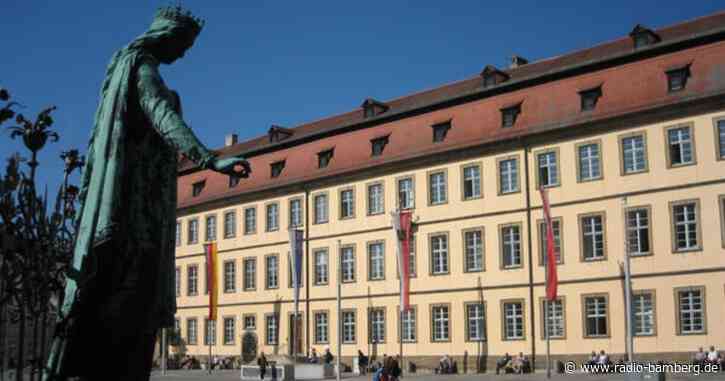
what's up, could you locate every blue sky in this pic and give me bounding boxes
[1,1,722,195]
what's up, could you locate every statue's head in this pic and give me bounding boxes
[131,6,204,64]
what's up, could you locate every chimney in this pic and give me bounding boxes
[225,134,238,147]
[510,55,529,69]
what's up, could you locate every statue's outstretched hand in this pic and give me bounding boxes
[212,156,251,178]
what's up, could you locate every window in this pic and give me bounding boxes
[579,87,602,111]
[466,303,486,341]
[432,121,451,143]
[368,242,385,280]
[229,175,240,188]
[244,207,256,235]
[271,160,285,178]
[666,65,690,92]
[289,198,303,228]
[243,258,256,290]
[464,229,484,272]
[502,301,524,340]
[400,308,416,342]
[538,219,562,265]
[580,214,605,261]
[676,287,705,334]
[187,265,198,296]
[205,215,216,242]
[633,292,655,336]
[341,246,355,283]
[717,119,725,159]
[577,142,602,181]
[188,218,199,244]
[342,311,356,343]
[367,182,384,215]
[313,194,328,224]
[318,149,334,169]
[431,305,450,342]
[630,25,660,49]
[428,171,447,205]
[430,234,449,275]
[223,317,235,345]
[620,134,647,174]
[223,211,236,239]
[192,181,205,197]
[498,157,519,194]
[340,189,355,219]
[671,200,700,251]
[583,295,609,337]
[244,315,256,330]
[666,126,694,166]
[314,312,329,344]
[369,308,385,343]
[542,298,565,339]
[205,319,216,345]
[626,207,651,256]
[265,255,278,289]
[537,150,559,188]
[397,177,414,210]
[501,104,521,128]
[175,221,181,247]
[265,314,279,345]
[174,319,180,335]
[175,267,181,297]
[371,136,389,156]
[186,318,198,345]
[462,164,481,200]
[266,203,279,232]
[223,260,236,293]
[314,249,329,285]
[501,224,522,268]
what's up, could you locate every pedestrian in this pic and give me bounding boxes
[258,352,268,380]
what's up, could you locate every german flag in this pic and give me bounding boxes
[204,242,218,321]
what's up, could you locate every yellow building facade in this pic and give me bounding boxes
[173,15,725,370]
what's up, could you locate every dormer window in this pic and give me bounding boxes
[318,149,334,169]
[580,86,602,111]
[481,65,510,89]
[268,125,293,143]
[629,24,660,49]
[361,98,389,119]
[371,135,389,156]
[501,104,522,128]
[270,160,286,178]
[229,175,240,188]
[192,181,205,197]
[432,121,451,143]
[667,65,690,92]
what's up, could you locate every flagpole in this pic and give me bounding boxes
[622,197,633,363]
[336,240,342,381]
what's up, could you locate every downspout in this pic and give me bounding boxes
[523,141,537,368]
[304,186,311,358]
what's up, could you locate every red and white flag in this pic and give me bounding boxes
[391,210,413,311]
[540,187,558,301]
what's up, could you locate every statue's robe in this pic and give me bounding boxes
[54,52,214,379]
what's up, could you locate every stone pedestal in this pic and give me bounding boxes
[240,363,294,381]
[294,363,336,380]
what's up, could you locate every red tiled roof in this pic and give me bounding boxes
[178,11,725,210]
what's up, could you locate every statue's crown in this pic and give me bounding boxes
[155,5,204,35]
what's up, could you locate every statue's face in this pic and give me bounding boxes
[155,30,197,64]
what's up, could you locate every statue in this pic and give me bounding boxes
[44,6,250,381]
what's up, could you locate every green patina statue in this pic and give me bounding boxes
[44,6,249,381]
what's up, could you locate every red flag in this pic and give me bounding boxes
[392,210,413,310]
[540,188,558,301]
[204,242,218,321]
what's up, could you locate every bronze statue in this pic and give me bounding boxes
[44,6,250,380]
